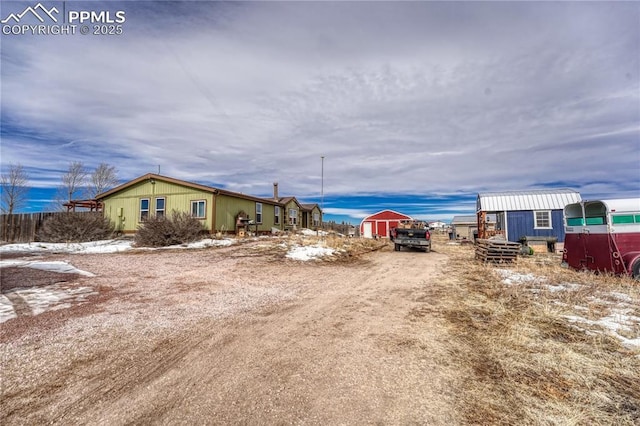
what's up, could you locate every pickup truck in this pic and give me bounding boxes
[390,221,432,252]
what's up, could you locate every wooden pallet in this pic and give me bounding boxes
[475,239,521,263]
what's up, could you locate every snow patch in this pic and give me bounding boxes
[0,237,237,254]
[0,285,98,323]
[497,268,639,350]
[564,309,640,349]
[300,228,329,237]
[286,245,335,261]
[0,239,133,254]
[0,260,95,276]
[496,269,546,285]
[0,296,17,322]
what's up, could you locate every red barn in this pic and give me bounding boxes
[360,210,413,239]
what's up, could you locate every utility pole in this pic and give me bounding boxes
[321,156,324,212]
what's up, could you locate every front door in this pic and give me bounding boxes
[363,222,373,238]
[377,221,388,238]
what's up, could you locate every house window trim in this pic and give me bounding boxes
[274,206,281,225]
[140,198,150,222]
[255,202,263,224]
[288,208,298,225]
[191,199,207,219]
[313,212,320,227]
[534,210,552,229]
[155,197,166,218]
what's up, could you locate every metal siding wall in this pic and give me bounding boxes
[216,195,279,233]
[507,210,566,242]
[552,210,566,242]
[507,211,533,242]
[103,196,142,233]
[103,183,213,232]
[216,195,251,232]
[377,221,387,237]
[261,203,277,231]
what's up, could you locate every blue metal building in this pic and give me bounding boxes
[476,189,582,243]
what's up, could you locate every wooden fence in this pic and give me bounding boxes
[0,212,93,243]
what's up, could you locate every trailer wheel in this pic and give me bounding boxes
[632,259,640,281]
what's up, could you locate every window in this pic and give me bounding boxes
[288,208,298,225]
[566,217,584,226]
[274,206,281,225]
[255,202,263,224]
[313,212,320,227]
[140,198,150,221]
[191,200,206,218]
[586,217,605,225]
[534,210,552,229]
[155,197,165,218]
[612,214,639,224]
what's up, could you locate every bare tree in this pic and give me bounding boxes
[1,163,30,241]
[61,161,88,202]
[1,163,29,215]
[89,163,118,198]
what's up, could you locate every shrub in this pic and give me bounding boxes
[134,210,204,247]
[39,212,114,242]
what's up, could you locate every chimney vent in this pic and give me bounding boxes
[273,182,279,200]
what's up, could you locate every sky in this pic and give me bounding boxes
[1,1,639,224]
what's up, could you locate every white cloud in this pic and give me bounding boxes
[1,1,638,207]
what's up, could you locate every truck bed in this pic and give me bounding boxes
[391,227,431,252]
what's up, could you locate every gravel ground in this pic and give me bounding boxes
[1,240,461,425]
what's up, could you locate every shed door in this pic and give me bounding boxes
[377,221,388,238]
[363,222,373,238]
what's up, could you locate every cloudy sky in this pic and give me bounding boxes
[1,1,638,223]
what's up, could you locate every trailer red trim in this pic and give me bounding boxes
[563,199,640,278]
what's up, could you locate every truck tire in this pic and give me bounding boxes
[632,259,640,281]
[394,243,400,252]
[424,246,431,253]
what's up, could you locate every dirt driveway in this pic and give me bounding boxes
[1,241,461,425]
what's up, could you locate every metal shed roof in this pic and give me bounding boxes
[477,189,581,212]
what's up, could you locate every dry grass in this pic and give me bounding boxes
[433,234,640,425]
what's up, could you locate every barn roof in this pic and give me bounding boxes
[360,209,413,222]
[477,189,581,212]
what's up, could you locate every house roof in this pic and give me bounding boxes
[451,214,497,224]
[96,173,283,205]
[277,196,303,210]
[451,215,476,224]
[300,203,320,212]
[277,196,295,205]
[477,189,581,212]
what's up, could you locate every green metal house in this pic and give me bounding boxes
[96,174,322,235]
